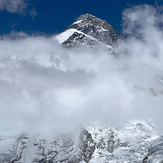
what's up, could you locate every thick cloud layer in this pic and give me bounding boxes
[0,5,163,135]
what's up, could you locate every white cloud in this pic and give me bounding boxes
[0,0,27,13]
[0,0,37,17]
[29,8,38,18]
[0,5,163,136]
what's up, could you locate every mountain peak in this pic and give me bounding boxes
[76,13,100,21]
[53,14,124,49]
[66,13,123,45]
[74,13,110,28]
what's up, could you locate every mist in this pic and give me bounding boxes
[0,4,163,135]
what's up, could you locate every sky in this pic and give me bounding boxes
[0,0,162,36]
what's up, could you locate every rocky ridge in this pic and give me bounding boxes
[0,122,163,163]
[0,128,95,163]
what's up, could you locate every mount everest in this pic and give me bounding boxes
[0,13,163,163]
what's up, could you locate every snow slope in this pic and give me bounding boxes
[53,29,85,44]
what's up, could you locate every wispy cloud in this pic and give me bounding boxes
[155,0,162,6]
[29,8,38,18]
[0,0,37,18]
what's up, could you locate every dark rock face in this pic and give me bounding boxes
[94,128,123,153]
[142,135,163,163]
[68,128,95,163]
[78,128,96,163]
[66,13,124,46]
[38,159,53,163]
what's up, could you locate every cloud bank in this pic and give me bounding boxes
[0,4,163,135]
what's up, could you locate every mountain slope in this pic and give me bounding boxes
[0,122,160,163]
[1,128,95,163]
[143,135,163,163]
[53,28,101,48]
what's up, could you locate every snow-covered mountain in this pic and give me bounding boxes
[0,121,161,163]
[143,135,163,163]
[1,14,163,163]
[52,13,123,52]
[66,13,123,45]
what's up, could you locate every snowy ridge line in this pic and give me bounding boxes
[51,28,96,44]
[0,121,162,162]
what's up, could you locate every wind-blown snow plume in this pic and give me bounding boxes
[0,4,163,135]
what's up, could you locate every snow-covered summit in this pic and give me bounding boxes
[66,13,124,45]
[52,13,123,50]
[74,13,108,26]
